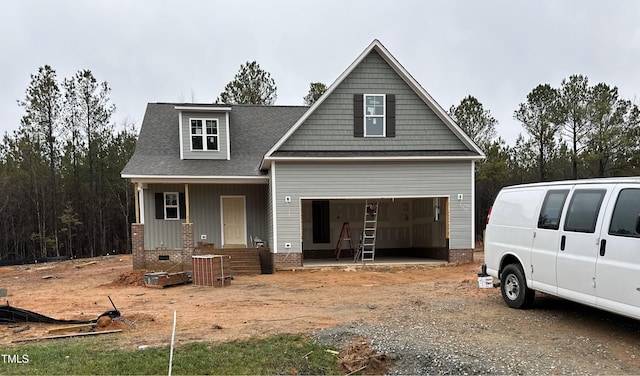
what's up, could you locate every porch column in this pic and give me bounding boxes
[134,182,140,224]
[184,183,190,223]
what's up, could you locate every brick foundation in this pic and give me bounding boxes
[131,224,145,270]
[448,248,473,263]
[273,252,303,271]
[143,248,192,271]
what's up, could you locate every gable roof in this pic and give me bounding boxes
[262,39,484,168]
[121,103,307,182]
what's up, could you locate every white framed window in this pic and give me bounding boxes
[164,192,179,220]
[364,94,385,137]
[190,119,219,151]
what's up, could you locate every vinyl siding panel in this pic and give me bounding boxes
[143,183,268,249]
[180,111,229,160]
[279,50,467,151]
[272,161,473,253]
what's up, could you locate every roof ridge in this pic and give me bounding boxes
[152,102,309,109]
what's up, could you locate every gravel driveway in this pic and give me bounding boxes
[315,279,640,375]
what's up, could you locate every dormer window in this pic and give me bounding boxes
[191,119,219,151]
[364,94,385,137]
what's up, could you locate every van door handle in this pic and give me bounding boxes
[600,239,606,257]
[560,235,566,251]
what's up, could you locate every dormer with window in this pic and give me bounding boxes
[176,106,231,160]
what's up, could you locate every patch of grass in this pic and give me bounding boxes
[0,334,340,375]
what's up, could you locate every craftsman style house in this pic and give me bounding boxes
[121,40,485,271]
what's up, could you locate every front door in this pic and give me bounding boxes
[221,196,246,247]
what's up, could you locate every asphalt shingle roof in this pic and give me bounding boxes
[121,103,308,177]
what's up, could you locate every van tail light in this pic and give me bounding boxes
[486,206,493,224]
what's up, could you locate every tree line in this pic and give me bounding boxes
[450,75,640,237]
[1,60,638,261]
[0,66,136,261]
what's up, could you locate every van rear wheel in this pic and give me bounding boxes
[500,264,534,309]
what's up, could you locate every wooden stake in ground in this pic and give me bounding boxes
[169,310,177,376]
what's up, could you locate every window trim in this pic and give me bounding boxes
[363,94,386,137]
[164,192,180,220]
[190,118,219,151]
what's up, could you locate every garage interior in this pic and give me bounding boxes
[301,197,449,265]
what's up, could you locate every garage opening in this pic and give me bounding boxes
[301,197,449,264]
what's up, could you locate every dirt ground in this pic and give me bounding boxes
[2,254,640,373]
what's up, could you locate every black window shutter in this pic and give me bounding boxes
[155,193,164,219]
[179,192,186,219]
[386,94,396,137]
[353,94,364,137]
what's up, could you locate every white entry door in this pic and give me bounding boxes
[221,196,246,247]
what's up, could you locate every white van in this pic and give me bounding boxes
[484,177,640,320]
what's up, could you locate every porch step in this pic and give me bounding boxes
[195,248,271,275]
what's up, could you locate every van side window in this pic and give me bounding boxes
[538,190,569,230]
[564,190,606,233]
[609,189,640,238]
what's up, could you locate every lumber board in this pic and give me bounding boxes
[48,323,96,334]
[12,329,122,343]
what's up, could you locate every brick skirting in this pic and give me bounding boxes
[448,248,473,263]
[273,252,303,271]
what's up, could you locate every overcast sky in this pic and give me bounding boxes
[1,0,639,145]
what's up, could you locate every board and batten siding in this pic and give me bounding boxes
[279,50,467,151]
[272,161,474,253]
[180,111,229,160]
[143,183,268,249]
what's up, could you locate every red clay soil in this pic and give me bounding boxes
[0,254,488,349]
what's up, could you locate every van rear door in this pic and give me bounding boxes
[556,185,612,305]
[596,185,640,318]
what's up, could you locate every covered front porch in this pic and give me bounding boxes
[129,180,272,273]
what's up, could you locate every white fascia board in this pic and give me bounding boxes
[122,175,269,184]
[265,155,485,162]
[174,106,232,112]
[260,155,482,170]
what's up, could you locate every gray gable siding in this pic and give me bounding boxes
[180,111,229,160]
[272,161,474,254]
[143,183,267,249]
[278,50,468,152]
